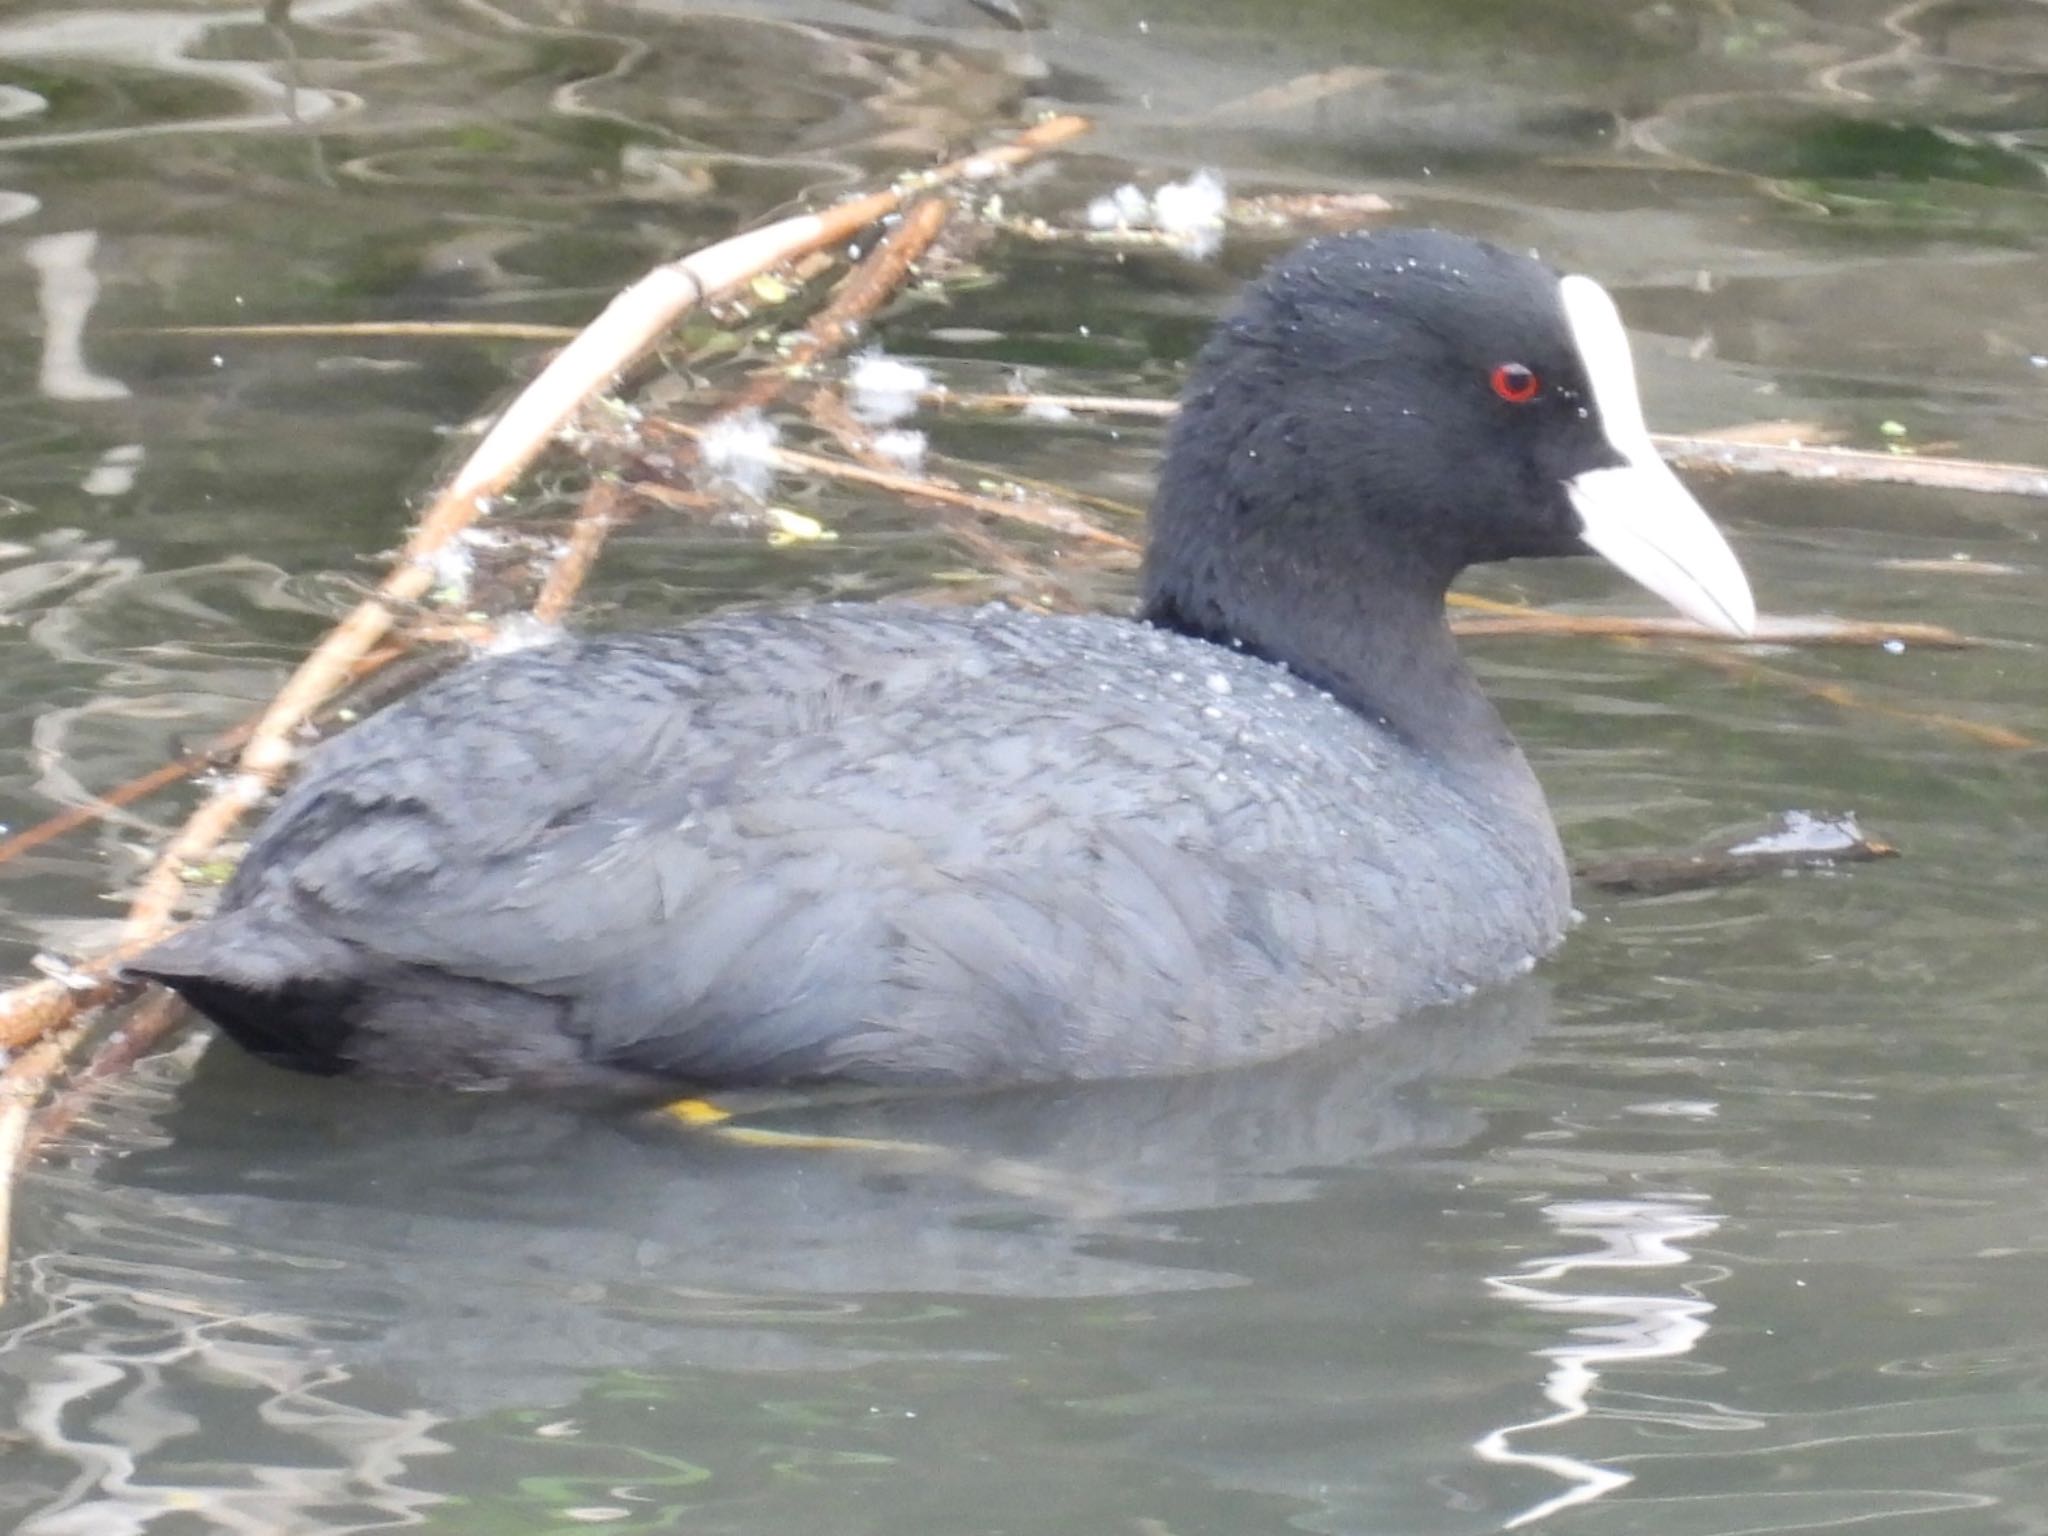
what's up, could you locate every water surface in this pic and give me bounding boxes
[3,2,2046,1531]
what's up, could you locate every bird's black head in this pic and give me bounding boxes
[1142,229,1753,657]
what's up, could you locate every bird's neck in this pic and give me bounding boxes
[1143,551,1540,810]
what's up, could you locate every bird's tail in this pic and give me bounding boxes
[123,914,361,1075]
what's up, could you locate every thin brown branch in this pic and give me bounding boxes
[1446,594,2018,743]
[145,321,581,341]
[1201,66,1391,121]
[24,992,186,1160]
[12,113,1083,955]
[1681,419,1844,448]
[1653,436,2048,499]
[0,642,453,882]
[0,1023,85,1302]
[1577,829,1899,896]
[930,450,1151,523]
[1673,642,2039,750]
[0,721,256,869]
[1449,613,1977,649]
[620,480,717,516]
[727,195,955,418]
[43,491,611,1105]
[558,197,961,624]
[446,114,1084,519]
[806,390,1088,607]
[938,390,2048,502]
[532,476,629,626]
[30,179,1043,1117]
[0,114,1094,1158]
[651,418,1137,551]
[936,390,1179,418]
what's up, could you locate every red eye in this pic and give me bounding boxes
[1490,362,1541,404]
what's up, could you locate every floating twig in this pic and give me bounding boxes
[1654,436,2048,499]
[549,198,964,621]
[0,643,462,888]
[1449,613,1976,649]
[1673,642,2038,751]
[1679,419,1843,448]
[20,993,185,1163]
[618,480,717,517]
[1201,66,1391,122]
[928,450,1151,524]
[1881,556,2024,577]
[0,116,1097,1250]
[0,205,979,881]
[805,389,1087,606]
[936,390,1178,419]
[1444,594,2021,745]
[769,209,1068,581]
[0,721,257,870]
[0,1025,83,1297]
[937,390,2048,502]
[731,195,956,417]
[448,114,1084,524]
[1577,812,1899,896]
[649,418,1136,550]
[144,321,582,342]
[532,477,628,626]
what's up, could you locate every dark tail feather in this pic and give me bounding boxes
[123,916,361,1076]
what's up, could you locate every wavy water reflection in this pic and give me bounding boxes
[3,0,2048,1531]
[6,991,1547,1530]
[1477,1196,1723,1527]
[0,2,363,153]
[25,230,129,403]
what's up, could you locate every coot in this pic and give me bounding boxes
[129,229,1755,1091]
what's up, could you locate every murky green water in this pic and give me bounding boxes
[3,2,2047,1531]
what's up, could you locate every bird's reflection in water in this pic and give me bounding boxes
[94,980,1551,1410]
[10,980,1614,1535]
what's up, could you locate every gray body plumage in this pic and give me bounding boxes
[145,603,1571,1088]
[133,228,1753,1092]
